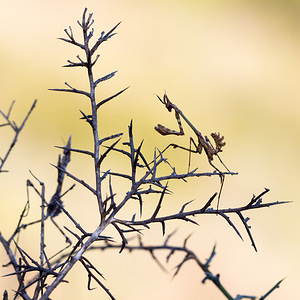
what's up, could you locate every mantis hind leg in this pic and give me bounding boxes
[158,137,202,173]
[188,137,203,173]
[209,160,224,211]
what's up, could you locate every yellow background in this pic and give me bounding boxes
[0,0,299,299]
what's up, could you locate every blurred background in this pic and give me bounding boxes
[0,0,299,299]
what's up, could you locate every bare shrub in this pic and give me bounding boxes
[0,8,288,300]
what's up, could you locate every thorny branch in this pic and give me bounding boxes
[0,8,288,300]
[84,235,285,300]
[0,99,36,173]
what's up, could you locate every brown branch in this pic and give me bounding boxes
[0,99,36,173]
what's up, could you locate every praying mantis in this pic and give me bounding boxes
[154,92,230,209]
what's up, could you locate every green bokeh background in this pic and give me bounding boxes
[0,0,299,299]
